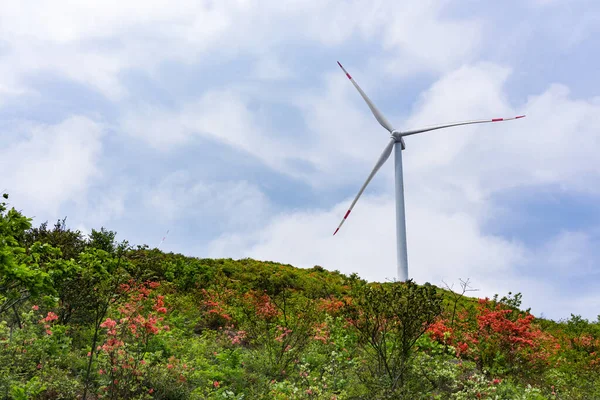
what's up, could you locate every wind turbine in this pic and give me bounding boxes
[333,61,525,282]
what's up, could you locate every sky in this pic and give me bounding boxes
[1,0,599,321]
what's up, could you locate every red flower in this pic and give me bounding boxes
[456,342,469,355]
[100,318,117,329]
[427,319,453,344]
[44,312,59,322]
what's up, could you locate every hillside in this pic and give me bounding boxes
[1,194,600,399]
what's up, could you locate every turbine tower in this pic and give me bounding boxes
[333,61,525,282]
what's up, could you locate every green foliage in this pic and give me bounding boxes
[0,195,57,317]
[9,376,46,400]
[345,280,443,397]
[21,218,85,262]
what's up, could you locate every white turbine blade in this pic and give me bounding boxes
[337,61,394,133]
[333,138,396,235]
[157,229,169,249]
[400,115,526,137]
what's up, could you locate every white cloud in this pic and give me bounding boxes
[145,170,270,231]
[76,185,129,229]
[535,230,599,277]
[400,64,600,200]
[525,0,600,50]
[122,89,291,172]
[120,71,400,189]
[376,1,483,76]
[0,0,485,100]
[0,116,104,216]
[253,56,292,81]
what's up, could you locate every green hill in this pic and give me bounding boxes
[1,194,599,399]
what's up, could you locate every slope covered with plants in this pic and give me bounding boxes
[1,194,599,399]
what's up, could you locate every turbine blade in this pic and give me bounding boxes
[400,115,526,137]
[333,138,396,235]
[337,61,394,133]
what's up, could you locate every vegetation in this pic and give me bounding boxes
[1,193,599,399]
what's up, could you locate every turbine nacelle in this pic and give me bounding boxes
[391,131,406,149]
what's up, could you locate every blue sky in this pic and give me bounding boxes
[1,0,599,320]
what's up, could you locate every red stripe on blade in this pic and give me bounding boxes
[336,61,352,79]
[344,210,351,219]
[516,115,526,119]
[492,118,503,122]
[333,228,340,236]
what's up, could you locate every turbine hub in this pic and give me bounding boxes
[391,131,406,149]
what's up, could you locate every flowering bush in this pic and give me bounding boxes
[426,295,563,387]
[94,281,175,399]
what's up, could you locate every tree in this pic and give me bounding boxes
[0,194,60,320]
[80,244,130,400]
[21,217,86,262]
[345,280,443,397]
